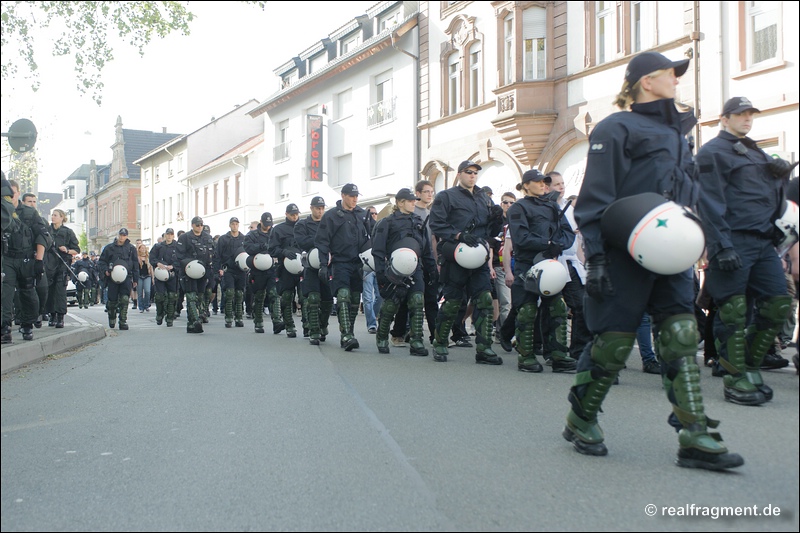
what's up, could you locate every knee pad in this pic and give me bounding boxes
[440,298,462,318]
[547,297,568,320]
[306,291,321,306]
[718,294,746,328]
[475,290,493,311]
[516,302,537,324]
[409,291,424,311]
[336,288,351,305]
[755,295,792,326]
[656,314,699,362]
[590,332,636,372]
[350,291,361,306]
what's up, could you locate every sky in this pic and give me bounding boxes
[1,1,376,193]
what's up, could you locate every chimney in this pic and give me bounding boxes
[162,127,167,133]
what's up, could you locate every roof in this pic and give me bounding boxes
[190,133,264,177]
[121,129,182,180]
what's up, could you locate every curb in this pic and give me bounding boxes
[1,315,107,375]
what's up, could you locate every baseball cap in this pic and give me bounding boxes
[165,227,175,234]
[191,216,203,226]
[395,188,417,202]
[625,51,690,86]
[341,183,361,196]
[261,212,273,225]
[458,160,482,172]
[481,186,493,195]
[310,196,326,207]
[82,251,89,256]
[722,96,760,116]
[521,169,547,184]
[229,216,239,224]
[118,228,129,236]
[286,203,300,214]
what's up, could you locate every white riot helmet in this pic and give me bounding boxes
[283,255,303,275]
[154,267,170,282]
[252,253,274,271]
[308,248,329,270]
[774,200,799,256]
[359,248,375,273]
[601,192,705,275]
[77,271,89,283]
[454,242,489,269]
[236,251,250,272]
[389,248,418,277]
[185,260,206,280]
[111,264,128,283]
[524,259,570,296]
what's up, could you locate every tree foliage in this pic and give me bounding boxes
[1,1,265,105]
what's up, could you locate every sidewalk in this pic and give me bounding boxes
[1,312,106,374]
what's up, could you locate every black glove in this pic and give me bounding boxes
[544,242,563,259]
[715,248,742,271]
[767,158,799,179]
[34,259,44,279]
[425,269,439,287]
[460,232,480,247]
[260,242,270,252]
[585,254,614,300]
[318,264,328,283]
[284,251,297,260]
[490,204,503,221]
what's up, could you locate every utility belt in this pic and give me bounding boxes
[733,229,772,240]
[5,250,33,259]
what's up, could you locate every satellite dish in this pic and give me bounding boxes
[3,119,38,153]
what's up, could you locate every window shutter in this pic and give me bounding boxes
[522,7,546,40]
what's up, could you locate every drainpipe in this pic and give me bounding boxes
[392,28,420,185]
[691,1,703,148]
[232,155,246,219]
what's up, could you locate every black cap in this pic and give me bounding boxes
[118,228,129,236]
[395,188,417,202]
[286,203,300,214]
[481,186,493,195]
[625,51,690,86]
[260,212,273,225]
[82,251,89,256]
[458,160,482,172]
[521,169,547,184]
[191,216,203,226]
[229,216,239,224]
[165,227,174,234]
[310,196,326,207]
[722,96,760,116]
[341,183,361,196]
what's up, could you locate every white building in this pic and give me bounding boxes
[52,163,89,237]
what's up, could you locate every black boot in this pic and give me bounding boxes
[55,313,65,329]
[21,325,34,341]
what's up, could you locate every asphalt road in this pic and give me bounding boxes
[2,305,798,532]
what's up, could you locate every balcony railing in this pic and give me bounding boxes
[367,97,396,129]
[273,142,291,163]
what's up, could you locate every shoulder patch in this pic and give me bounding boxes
[510,213,522,221]
[589,141,607,153]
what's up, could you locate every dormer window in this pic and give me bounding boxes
[379,9,402,32]
[342,34,361,54]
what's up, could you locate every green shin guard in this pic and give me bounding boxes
[234,290,244,321]
[269,287,284,331]
[253,290,266,327]
[224,288,235,323]
[166,293,177,326]
[349,291,361,336]
[408,292,428,356]
[281,290,296,334]
[299,293,308,334]
[118,296,129,326]
[473,291,500,361]
[155,293,166,323]
[186,293,200,326]
[564,332,635,455]
[545,297,577,371]
[306,292,321,344]
[107,300,118,327]
[433,298,461,361]
[744,295,792,401]
[319,300,333,339]
[717,295,764,405]
[377,298,399,353]
[515,303,542,372]
[336,288,358,350]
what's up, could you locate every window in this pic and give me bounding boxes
[372,141,393,178]
[448,53,460,115]
[235,174,241,207]
[282,70,298,89]
[168,197,172,224]
[342,34,360,54]
[333,154,351,188]
[596,1,616,65]
[224,179,230,210]
[335,89,353,121]
[155,200,160,227]
[177,154,184,174]
[277,174,290,200]
[309,53,327,75]
[194,189,200,218]
[167,159,173,177]
[523,8,546,80]
[213,182,219,213]
[144,169,150,187]
[747,1,779,66]
[203,186,209,215]
[274,120,290,162]
[368,71,395,128]
[503,15,514,85]
[469,42,482,107]
[379,9,402,32]
[67,209,74,223]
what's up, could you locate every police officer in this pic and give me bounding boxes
[507,169,577,373]
[98,228,138,330]
[243,212,282,334]
[270,204,303,338]
[428,160,502,365]
[294,197,334,345]
[372,188,437,356]
[73,251,94,309]
[45,208,80,328]
[562,52,742,470]
[315,183,371,351]
[89,251,100,305]
[20,193,49,326]
[176,216,216,334]
[1,179,50,343]
[217,217,247,328]
[150,228,180,326]
[696,97,795,406]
